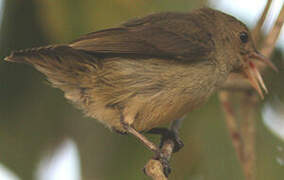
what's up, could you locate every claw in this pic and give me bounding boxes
[147,128,184,153]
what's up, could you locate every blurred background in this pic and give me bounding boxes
[0,0,283,179]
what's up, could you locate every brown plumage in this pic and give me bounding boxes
[4,8,272,141]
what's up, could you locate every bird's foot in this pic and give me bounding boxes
[161,130,184,153]
[147,128,184,153]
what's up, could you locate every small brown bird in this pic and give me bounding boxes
[4,7,276,171]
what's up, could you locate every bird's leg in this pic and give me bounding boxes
[119,112,159,153]
[169,116,185,152]
[147,117,185,153]
[119,112,172,176]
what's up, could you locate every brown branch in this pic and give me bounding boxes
[144,159,168,180]
[219,90,258,180]
[240,92,258,180]
[219,91,258,180]
[219,91,243,158]
[144,118,183,179]
[144,140,174,180]
[261,3,284,57]
[252,0,272,43]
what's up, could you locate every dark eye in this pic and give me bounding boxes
[239,32,249,43]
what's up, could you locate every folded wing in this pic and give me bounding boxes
[71,12,215,61]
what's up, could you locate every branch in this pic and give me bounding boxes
[144,140,174,180]
[261,3,284,57]
[219,91,243,157]
[144,159,168,180]
[252,0,272,43]
[240,93,258,180]
[144,118,183,179]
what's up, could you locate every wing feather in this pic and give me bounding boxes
[71,12,215,61]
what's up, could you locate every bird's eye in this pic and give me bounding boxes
[239,32,249,43]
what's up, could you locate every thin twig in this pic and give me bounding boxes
[219,91,243,160]
[252,0,272,43]
[261,3,284,57]
[240,92,258,180]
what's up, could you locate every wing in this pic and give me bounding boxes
[70,12,215,61]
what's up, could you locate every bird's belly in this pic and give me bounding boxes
[132,90,211,131]
[81,87,212,133]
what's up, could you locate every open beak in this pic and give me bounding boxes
[243,51,277,99]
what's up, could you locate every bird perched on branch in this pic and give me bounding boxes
[4,7,276,174]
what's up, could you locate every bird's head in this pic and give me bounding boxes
[211,9,278,98]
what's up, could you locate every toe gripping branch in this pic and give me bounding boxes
[147,128,184,153]
[146,128,184,177]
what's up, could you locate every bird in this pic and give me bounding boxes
[4,7,276,173]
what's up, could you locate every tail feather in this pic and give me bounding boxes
[4,45,100,105]
[4,45,100,75]
[5,45,58,63]
[4,45,93,64]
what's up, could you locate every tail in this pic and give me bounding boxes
[4,44,97,65]
[4,45,63,62]
[4,45,100,106]
[4,44,100,79]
